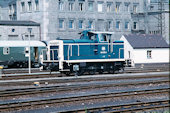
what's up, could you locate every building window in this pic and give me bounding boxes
[35,0,39,11]
[116,21,120,29]
[125,4,129,12]
[133,5,137,13]
[28,1,32,11]
[107,3,111,12]
[150,6,154,10]
[68,2,74,11]
[3,47,10,55]
[12,4,17,19]
[88,2,93,11]
[21,2,25,12]
[97,3,103,12]
[106,21,111,31]
[147,50,152,59]
[9,15,12,20]
[88,20,93,29]
[108,21,111,30]
[59,2,63,11]
[9,5,12,14]
[59,19,64,29]
[13,4,16,13]
[115,3,120,12]
[69,20,74,29]
[125,21,129,29]
[133,22,137,29]
[79,3,84,11]
[79,20,83,29]
[128,51,131,58]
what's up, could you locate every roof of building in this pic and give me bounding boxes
[123,34,169,49]
[0,1,10,7]
[0,20,40,26]
[0,41,46,47]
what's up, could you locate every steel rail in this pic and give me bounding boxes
[3,67,169,74]
[2,69,168,78]
[1,65,169,79]
[1,72,168,81]
[0,78,169,98]
[0,87,169,111]
[0,72,169,86]
[71,100,170,113]
[124,69,169,73]
[0,70,168,81]
[0,78,169,88]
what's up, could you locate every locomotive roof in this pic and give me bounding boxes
[88,31,114,35]
[0,41,46,47]
[79,30,114,35]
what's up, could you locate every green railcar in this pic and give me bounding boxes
[0,41,46,68]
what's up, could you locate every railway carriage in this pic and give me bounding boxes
[42,30,125,75]
[0,41,46,68]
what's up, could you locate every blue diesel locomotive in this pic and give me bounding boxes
[41,30,125,75]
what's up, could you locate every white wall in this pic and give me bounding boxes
[134,48,169,63]
[120,35,169,66]
[120,35,135,66]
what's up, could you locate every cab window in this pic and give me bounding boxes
[88,33,97,40]
[90,34,96,40]
[99,34,107,42]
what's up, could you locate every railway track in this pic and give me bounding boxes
[0,72,169,86]
[0,86,169,112]
[62,99,169,113]
[124,67,169,73]
[0,72,169,112]
[2,68,169,81]
[0,76,169,98]
[3,67,168,75]
[1,64,169,80]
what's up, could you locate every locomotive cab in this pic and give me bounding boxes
[81,31,111,43]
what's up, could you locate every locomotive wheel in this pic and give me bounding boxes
[89,70,95,75]
[19,64,23,68]
[79,69,84,76]
[65,72,70,76]
[99,70,103,74]
[74,71,80,76]
[109,70,115,74]
[119,67,124,73]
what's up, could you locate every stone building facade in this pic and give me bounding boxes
[0,0,10,20]
[0,0,169,43]
[0,21,40,41]
[13,0,145,41]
